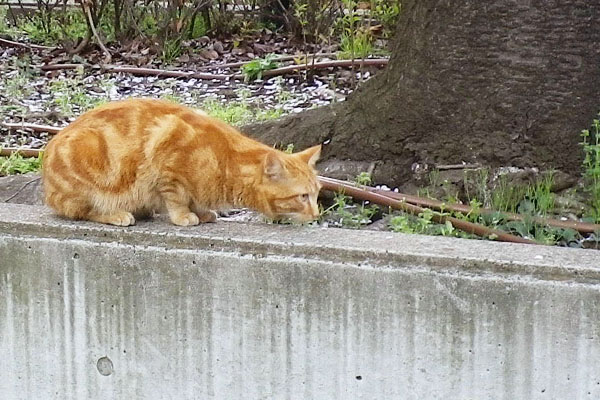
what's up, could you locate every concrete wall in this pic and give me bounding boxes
[1,203,600,399]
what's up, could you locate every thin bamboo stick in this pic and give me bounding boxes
[320,176,600,235]
[318,176,538,245]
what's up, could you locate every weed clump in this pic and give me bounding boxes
[0,151,43,176]
[581,114,600,223]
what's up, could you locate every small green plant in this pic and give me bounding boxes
[388,214,415,234]
[355,171,372,186]
[339,30,374,59]
[284,144,295,154]
[322,192,378,228]
[241,55,279,82]
[0,151,43,176]
[321,174,379,228]
[160,93,183,104]
[371,0,401,37]
[389,210,457,237]
[581,114,600,222]
[161,37,183,64]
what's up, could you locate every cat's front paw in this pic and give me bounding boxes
[171,212,200,226]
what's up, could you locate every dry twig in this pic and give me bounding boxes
[40,58,389,81]
[81,0,112,63]
[3,177,41,203]
[0,37,56,51]
[1,122,63,135]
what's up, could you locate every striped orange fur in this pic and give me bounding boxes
[42,98,321,226]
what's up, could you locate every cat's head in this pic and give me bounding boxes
[255,145,322,223]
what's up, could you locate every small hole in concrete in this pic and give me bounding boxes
[57,282,61,286]
[73,253,79,259]
[356,376,362,381]
[97,356,114,376]
[192,260,196,265]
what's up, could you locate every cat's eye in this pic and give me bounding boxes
[300,193,310,202]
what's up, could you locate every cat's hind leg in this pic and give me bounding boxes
[87,211,136,226]
[46,190,136,226]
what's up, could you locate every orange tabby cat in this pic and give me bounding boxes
[43,98,321,226]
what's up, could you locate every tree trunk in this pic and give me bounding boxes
[244,0,600,187]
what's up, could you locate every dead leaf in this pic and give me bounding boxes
[213,41,224,54]
[200,49,219,60]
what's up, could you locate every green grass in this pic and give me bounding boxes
[0,151,42,176]
[2,55,38,100]
[389,211,457,237]
[11,9,90,46]
[160,37,183,64]
[3,70,34,100]
[48,77,110,116]
[0,6,19,37]
[201,98,283,126]
[338,30,374,59]
[490,174,528,213]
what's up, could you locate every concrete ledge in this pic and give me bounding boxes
[1,203,600,399]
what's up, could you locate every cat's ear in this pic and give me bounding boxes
[295,145,321,168]
[264,152,286,180]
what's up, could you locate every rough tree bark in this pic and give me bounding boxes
[244,0,600,186]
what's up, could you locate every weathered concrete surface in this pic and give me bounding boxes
[0,173,43,205]
[1,203,600,399]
